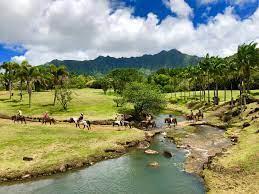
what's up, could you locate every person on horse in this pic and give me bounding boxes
[190,110,194,117]
[17,110,22,118]
[43,111,49,120]
[78,113,84,123]
[169,114,173,122]
[146,114,152,122]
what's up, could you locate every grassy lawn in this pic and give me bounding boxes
[0,88,117,120]
[166,90,259,101]
[0,119,145,180]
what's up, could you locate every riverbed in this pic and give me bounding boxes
[0,134,205,194]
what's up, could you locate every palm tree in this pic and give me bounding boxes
[235,42,259,106]
[48,64,68,105]
[21,63,40,108]
[16,61,29,101]
[199,54,212,103]
[1,62,19,99]
[210,56,224,105]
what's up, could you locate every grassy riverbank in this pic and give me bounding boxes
[203,102,259,194]
[167,96,259,194]
[0,89,117,120]
[0,119,145,181]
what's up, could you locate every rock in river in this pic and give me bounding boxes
[163,150,174,158]
[148,161,160,168]
[137,141,150,149]
[144,149,159,155]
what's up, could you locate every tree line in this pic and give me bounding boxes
[0,42,258,114]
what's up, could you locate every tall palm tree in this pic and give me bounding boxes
[1,62,19,99]
[235,42,259,106]
[210,56,224,105]
[16,61,29,101]
[21,64,40,108]
[48,64,68,105]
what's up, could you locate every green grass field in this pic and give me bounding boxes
[166,90,259,101]
[0,119,145,180]
[0,89,117,120]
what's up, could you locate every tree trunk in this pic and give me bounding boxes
[224,87,226,102]
[54,87,58,105]
[207,73,210,103]
[29,91,32,108]
[233,82,234,109]
[199,90,202,102]
[188,82,191,98]
[216,83,218,98]
[9,81,12,100]
[27,81,32,108]
[20,80,23,101]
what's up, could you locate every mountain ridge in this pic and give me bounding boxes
[47,49,201,74]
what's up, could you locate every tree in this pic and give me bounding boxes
[108,69,144,94]
[48,64,68,105]
[21,63,41,108]
[235,42,259,106]
[56,85,72,110]
[122,82,166,117]
[1,62,19,99]
[98,76,111,94]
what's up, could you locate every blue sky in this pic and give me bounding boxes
[117,0,258,26]
[0,0,258,64]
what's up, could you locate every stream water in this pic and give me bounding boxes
[0,115,205,194]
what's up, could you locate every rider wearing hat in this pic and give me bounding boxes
[78,113,84,122]
[17,110,22,118]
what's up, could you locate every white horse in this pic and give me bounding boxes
[69,117,91,130]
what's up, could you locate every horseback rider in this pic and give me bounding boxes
[146,114,152,122]
[43,111,49,119]
[17,110,22,118]
[169,114,173,122]
[190,110,194,117]
[78,113,84,123]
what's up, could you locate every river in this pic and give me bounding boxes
[0,115,205,194]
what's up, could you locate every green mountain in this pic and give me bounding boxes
[47,49,201,74]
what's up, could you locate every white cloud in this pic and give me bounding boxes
[163,0,193,18]
[198,0,258,6]
[0,0,258,65]
[11,56,27,64]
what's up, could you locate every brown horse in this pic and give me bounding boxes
[195,111,204,121]
[140,120,156,130]
[164,117,177,127]
[185,114,195,122]
[11,115,26,124]
[42,117,56,125]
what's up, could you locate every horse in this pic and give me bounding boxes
[69,118,91,130]
[185,114,195,122]
[195,111,204,121]
[112,120,122,127]
[42,117,56,125]
[139,120,156,130]
[164,117,177,127]
[11,115,26,124]
[121,120,133,128]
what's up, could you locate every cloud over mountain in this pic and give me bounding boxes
[0,0,258,65]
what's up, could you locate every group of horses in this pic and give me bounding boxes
[10,111,204,131]
[112,114,178,130]
[11,115,91,130]
[185,111,204,122]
